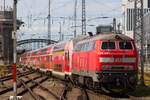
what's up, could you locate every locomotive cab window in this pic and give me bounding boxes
[119,41,133,50]
[101,41,116,50]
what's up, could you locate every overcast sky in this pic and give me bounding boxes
[0,0,122,41]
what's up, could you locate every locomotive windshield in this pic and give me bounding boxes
[119,41,133,50]
[101,41,116,50]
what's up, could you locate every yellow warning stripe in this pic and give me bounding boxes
[52,51,65,55]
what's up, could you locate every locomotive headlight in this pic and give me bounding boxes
[125,66,133,70]
[102,65,111,70]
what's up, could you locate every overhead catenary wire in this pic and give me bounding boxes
[17,0,122,42]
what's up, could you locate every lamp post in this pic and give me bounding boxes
[48,0,51,45]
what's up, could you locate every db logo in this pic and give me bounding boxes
[114,58,122,62]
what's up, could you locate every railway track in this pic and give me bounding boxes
[21,71,72,100]
[82,88,142,100]
[0,69,49,100]
[1,67,150,100]
[17,76,48,100]
[0,70,40,95]
[0,68,70,100]
[42,77,145,100]
[20,70,61,100]
[0,70,34,82]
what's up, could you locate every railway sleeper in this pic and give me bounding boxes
[18,79,44,100]
[17,77,48,96]
[0,75,41,95]
[21,72,61,100]
[1,70,34,82]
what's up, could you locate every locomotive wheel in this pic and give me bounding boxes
[84,77,93,89]
[72,74,79,85]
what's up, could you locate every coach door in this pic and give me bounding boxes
[65,51,69,72]
[85,42,90,75]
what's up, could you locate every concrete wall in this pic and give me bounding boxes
[0,11,14,64]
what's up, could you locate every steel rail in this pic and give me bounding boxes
[23,73,61,100]
[17,76,48,97]
[1,71,34,82]
[18,79,40,100]
[0,75,41,95]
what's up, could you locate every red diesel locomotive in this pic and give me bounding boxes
[20,33,138,93]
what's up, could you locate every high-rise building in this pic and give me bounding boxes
[122,0,150,38]
[148,0,150,8]
[143,12,150,59]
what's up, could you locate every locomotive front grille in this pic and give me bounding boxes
[97,71,138,82]
[102,65,134,70]
[111,66,124,70]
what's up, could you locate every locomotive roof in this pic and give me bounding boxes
[72,33,133,45]
[91,33,133,41]
[22,33,132,56]
[72,35,89,45]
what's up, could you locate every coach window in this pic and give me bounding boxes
[80,43,84,52]
[74,44,79,52]
[50,55,52,61]
[46,56,49,62]
[40,48,47,55]
[86,42,90,51]
[101,41,116,50]
[79,44,83,52]
[92,42,96,50]
[78,44,82,52]
[65,52,68,60]
[68,52,69,60]
[84,43,88,51]
[33,51,37,56]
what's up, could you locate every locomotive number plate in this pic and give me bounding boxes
[114,58,122,62]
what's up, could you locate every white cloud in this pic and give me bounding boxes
[2,0,122,40]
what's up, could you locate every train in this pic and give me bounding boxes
[20,33,138,93]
